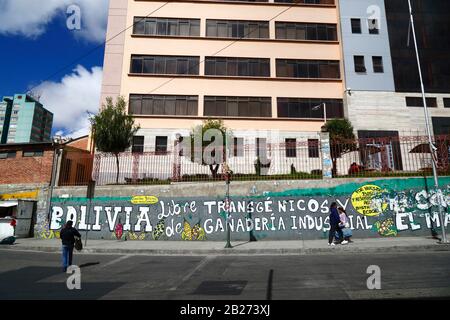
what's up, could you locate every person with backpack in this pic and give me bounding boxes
[328,202,347,246]
[60,220,81,272]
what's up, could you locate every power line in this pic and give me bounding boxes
[25,1,171,95]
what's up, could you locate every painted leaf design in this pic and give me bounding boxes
[182,221,192,241]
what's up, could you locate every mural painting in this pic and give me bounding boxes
[45,177,450,241]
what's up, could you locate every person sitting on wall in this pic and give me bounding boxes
[348,162,361,175]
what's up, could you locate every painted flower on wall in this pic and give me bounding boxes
[372,218,397,237]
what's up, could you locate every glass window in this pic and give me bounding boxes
[368,19,379,34]
[233,138,244,157]
[155,136,168,154]
[308,139,320,158]
[372,56,384,73]
[285,138,297,158]
[354,56,366,73]
[23,150,44,157]
[132,136,144,153]
[351,18,362,34]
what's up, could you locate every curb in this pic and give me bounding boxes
[1,243,449,256]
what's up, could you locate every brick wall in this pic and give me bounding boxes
[0,147,54,185]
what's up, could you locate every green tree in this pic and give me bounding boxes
[324,119,357,176]
[189,119,232,178]
[90,96,140,184]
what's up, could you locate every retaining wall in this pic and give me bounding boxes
[28,176,450,241]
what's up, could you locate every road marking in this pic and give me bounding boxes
[169,255,216,291]
[100,255,132,268]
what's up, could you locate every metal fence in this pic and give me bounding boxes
[65,133,450,186]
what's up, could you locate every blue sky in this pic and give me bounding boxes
[0,0,109,137]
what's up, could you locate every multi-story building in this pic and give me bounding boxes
[339,0,450,167]
[100,0,343,176]
[0,94,53,144]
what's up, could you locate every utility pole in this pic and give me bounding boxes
[223,163,232,248]
[408,0,448,243]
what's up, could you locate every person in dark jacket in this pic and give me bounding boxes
[328,202,346,246]
[60,221,81,272]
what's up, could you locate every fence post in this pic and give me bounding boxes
[320,131,333,179]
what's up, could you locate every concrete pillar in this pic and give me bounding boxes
[320,132,333,179]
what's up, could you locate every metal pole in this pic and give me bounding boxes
[408,0,448,243]
[225,177,232,248]
[323,102,327,124]
[84,198,92,247]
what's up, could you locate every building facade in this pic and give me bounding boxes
[0,94,53,144]
[339,0,450,137]
[100,0,343,175]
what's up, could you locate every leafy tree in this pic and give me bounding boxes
[189,119,232,178]
[324,119,357,176]
[90,96,140,184]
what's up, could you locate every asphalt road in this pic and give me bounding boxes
[0,249,449,300]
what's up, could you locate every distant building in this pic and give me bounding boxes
[0,94,53,144]
[0,137,93,186]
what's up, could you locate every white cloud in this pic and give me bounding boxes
[36,65,102,139]
[0,0,109,43]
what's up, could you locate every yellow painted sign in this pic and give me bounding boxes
[130,196,159,205]
[351,185,388,217]
[0,190,39,201]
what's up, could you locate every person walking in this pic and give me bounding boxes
[328,202,346,246]
[338,207,352,243]
[60,221,81,272]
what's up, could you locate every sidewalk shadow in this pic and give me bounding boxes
[231,241,251,248]
[79,262,100,268]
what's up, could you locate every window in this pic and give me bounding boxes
[133,18,200,37]
[372,56,384,73]
[368,19,379,34]
[256,138,267,159]
[354,56,366,73]
[205,57,270,77]
[308,139,320,158]
[204,96,271,118]
[276,59,340,78]
[405,97,437,108]
[206,20,269,39]
[155,136,168,154]
[130,55,199,75]
[132,136,144,153]
[129,95,198,116]
[351,19,362,34]
[444,98,450,108]
[0,151,16,159]
[233,138,244,157]
[275,22,337,41]
[285,138,297,158]
[277,98,344,119]
[23,150,44,157]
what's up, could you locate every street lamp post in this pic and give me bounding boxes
[313,102,327,123]
[408,0,448,243]
[223,163,232,249]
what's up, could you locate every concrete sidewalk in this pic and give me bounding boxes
[1,236,450,255]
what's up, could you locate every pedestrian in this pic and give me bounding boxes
[328,202,346,246]
[338,207,352,243]
[60,220,81,272]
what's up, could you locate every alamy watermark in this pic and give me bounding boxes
[366,265,381,290]
[66,265,81,290]
[66,5,81,31]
